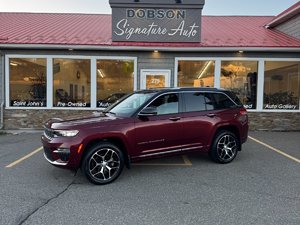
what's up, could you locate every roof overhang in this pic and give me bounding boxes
[1,44,300,52]
[266,4,300,28]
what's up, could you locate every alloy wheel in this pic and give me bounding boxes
[216,134,237,162]
[88,148,121,182]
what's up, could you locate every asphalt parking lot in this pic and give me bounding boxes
[0,131,299,225]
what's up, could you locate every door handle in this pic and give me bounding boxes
[169,117,181,121]
[206,113,216,118]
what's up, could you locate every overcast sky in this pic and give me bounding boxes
[0,0,299,15]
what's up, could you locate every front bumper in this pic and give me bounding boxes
[41,134,82,169]
[43,146,69,166]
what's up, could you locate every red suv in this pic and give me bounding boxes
[41,88,248,185]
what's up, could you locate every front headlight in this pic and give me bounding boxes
[53,130,79,137]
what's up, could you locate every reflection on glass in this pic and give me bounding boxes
[147,94,179,115]
[264,61,300,110]
[53,59,91,107]
[146,75,166,89]
[97,60,134,108]
[9,58,47,107]
[220,61,258,109]
[178,60,215,87]
[108,92,155,117]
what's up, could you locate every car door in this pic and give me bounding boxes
[181,92,217,151]
[134,93,184,156]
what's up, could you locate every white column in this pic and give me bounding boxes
[47,57,53,108]
[90,58,97,109]
[214,59,221,88]
[256,59,265,111]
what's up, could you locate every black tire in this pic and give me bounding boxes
[81,142,124,185]
[209,130,239,164]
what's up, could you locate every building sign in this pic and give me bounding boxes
[109,0,204,43]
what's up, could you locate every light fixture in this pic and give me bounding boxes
[154,50,159,53]
[10,62,18,66]
[198,61,212,79]
[68,48,73,51]
[238,50,244,53]
[97,69,104,78]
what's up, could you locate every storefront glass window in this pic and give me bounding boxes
[53,59,91,107]
[97,60,134,108]
[9,58,47,107]
[220,61,258,109]
[177,60,215,88]
[264,61,300,110]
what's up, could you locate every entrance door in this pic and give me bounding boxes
[140,69,171,89]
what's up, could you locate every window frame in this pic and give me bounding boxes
[96,58,137,109]
[175,57,300,112]
[174,58,217,88]
[5,55,137,110]
[263,60,300,111]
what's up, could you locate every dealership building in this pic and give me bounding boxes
[0,0,300,130]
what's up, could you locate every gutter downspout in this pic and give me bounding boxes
[0,102,3,130]
[0,52,4,129]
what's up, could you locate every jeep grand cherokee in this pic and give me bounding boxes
[41,88,248,185]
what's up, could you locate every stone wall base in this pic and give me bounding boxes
[3,109,96,130]
[247,112,300,131]
[2,109,300,131]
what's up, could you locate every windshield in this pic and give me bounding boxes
[105,92,156,117]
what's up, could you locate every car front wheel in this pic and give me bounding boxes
[81,142,124,185]
[209,130,239,164]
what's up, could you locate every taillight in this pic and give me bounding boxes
[238,108,248,123]
[239,108,247,116]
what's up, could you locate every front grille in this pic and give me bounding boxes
[44,147,54,161]
[44,127,54,139]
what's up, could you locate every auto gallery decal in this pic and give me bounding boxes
[264,104,298,110]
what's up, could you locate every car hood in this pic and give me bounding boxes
[44,113,121,130]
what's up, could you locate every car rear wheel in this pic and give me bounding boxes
[81,142,124,185]
[209,130,239,164]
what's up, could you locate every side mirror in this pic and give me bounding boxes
[138,107,158,116]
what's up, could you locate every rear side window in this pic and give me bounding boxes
[224,91,243,106]
[205,93,235,110]
[184,92,206,112]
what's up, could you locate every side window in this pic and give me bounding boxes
[205,93,235,110]
[184,92,206,112]
[148,93,179,115]
[204,93,215,110]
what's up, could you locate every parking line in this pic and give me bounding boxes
[248,136,300,164]
[133,155,192,166]
[5,146,43,168]
[182,155,192,166]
